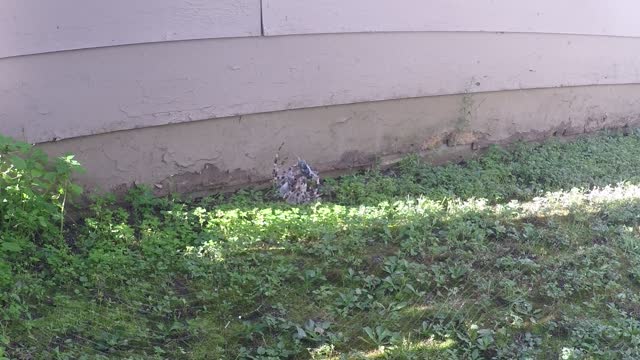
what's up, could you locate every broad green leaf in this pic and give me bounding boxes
[9,156,26,170]
[1,242,22,252]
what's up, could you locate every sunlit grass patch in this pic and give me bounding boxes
[365,336,456,359]
[7,132,640,358]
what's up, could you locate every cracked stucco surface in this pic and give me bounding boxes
[38,84,640,195]
[3,32,640,144]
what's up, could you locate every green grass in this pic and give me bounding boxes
[6,132,640,359]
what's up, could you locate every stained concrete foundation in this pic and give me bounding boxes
[39,84,640,196]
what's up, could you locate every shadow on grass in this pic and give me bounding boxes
[8,180,640,358]
[170,183,640,358]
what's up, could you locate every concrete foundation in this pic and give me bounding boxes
[39,84,640,196]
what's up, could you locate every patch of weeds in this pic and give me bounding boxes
[6,132,640,358]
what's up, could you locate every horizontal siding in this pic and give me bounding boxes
[2,32,640,143]
[263,0,640,37]
[0,0,261,59]
[7,0,639,59]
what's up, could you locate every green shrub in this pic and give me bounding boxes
[0,134,83,318]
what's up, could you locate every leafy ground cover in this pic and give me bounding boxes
[5,132,640,359]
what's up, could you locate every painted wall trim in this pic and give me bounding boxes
[2,32,640,144]
[263,0,640,38]
[0,0,261,59]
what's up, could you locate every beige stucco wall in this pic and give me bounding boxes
[3,1,640,193]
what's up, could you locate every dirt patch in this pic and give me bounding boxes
[154,163,256,196]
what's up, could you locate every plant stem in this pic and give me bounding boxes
[60,179,67,235]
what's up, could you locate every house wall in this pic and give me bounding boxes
[263,0,640,37]
[3,1,640,194]
[0,0,261,58]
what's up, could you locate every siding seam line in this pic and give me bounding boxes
[260,0,265,36]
